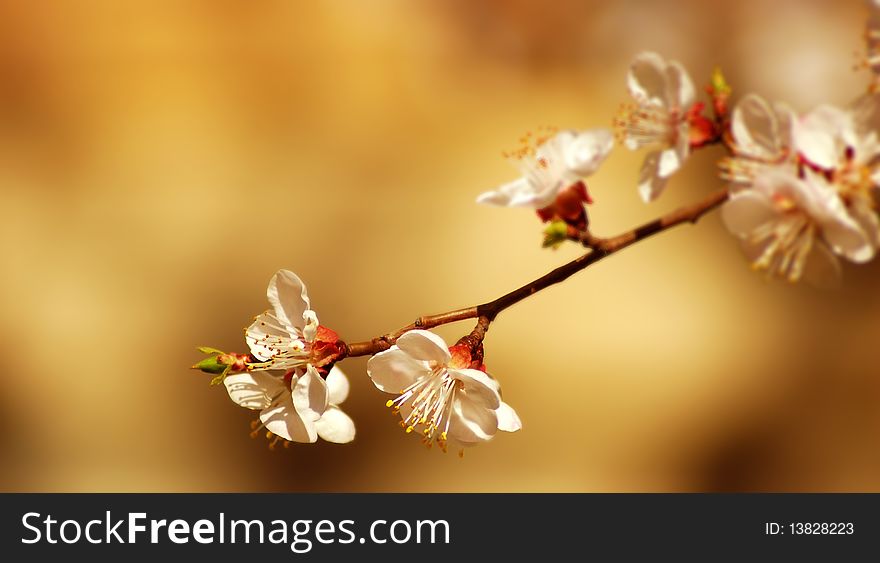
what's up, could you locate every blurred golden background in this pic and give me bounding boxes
[1,0,878,492]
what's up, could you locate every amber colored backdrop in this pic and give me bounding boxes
[1,0,878,491]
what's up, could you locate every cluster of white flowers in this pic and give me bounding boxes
[720,102,880,286]
[476,42,880,287]
[224,270,356,447]
[476,50,716,219]
[218,270,521,454]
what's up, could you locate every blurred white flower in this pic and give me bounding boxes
[366,329,521,454]
[722,170,872,286]
[719,94,797,188]
[792,104,880,256]
[722,101,880,273]
[864,0,880,84]
[477,128,613,209]
[616,51,709,202]
[224,365,354,446]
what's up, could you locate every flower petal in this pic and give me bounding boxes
[224,371,286,410]
[849,198,880,248]
[721,191,777,238]
[563,128,614,176]
[476,177,532,207]
[495,401,522,433]
[315,406,356,444]
[509,182,557,209]
[267,269,312,332]
[260,397,317,443]
[245,312,303,361]
[665,60,695,109]
[822,219,874,263]
[800,173,874,263]
[450,368,501,409]
[657,146,683,178]
[447,396,498,444]
[627,51,668,107]
[637,150,670,202]
[302,310,319,343]
[773,102,797,148]
[396,330,451,364]
[731,94,782,159]
[794,105,851,169]
[326,365,350,405]
[292,365,329,422]
[366,347,430,393]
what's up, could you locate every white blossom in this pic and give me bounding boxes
[719,94,797,189]
[477,128,612,209]
[722,170,872,286]
[793,104,880,257]
[366,330,521,453]
[616,51,700,202]
[224,366,355,446]
[225,270,353,446]
[245,269,344,378]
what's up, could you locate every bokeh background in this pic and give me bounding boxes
[1,0,878,492]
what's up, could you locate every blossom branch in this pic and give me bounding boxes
[341,186,729,359]
[573,187,730,252]
[194,20,880,452]
[343,307,479,357]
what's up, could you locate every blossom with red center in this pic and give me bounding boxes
[790,104,880,259]
[722,170,872,287]
[366,330,521,454]
[615,51,715,202]
[477,128,613,215]
[535,181,593,231]
[223,269,354,446]
[246,270,343,375]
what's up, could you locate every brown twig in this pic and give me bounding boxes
[342,187,729,358]
[343,307,479,357]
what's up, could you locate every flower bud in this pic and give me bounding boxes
[710,66,731,96]
[707,66,731,118]
[542,219,570,249]
[192,355,228,374]
[191,347,250,384]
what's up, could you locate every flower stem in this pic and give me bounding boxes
[342,187,729,358]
